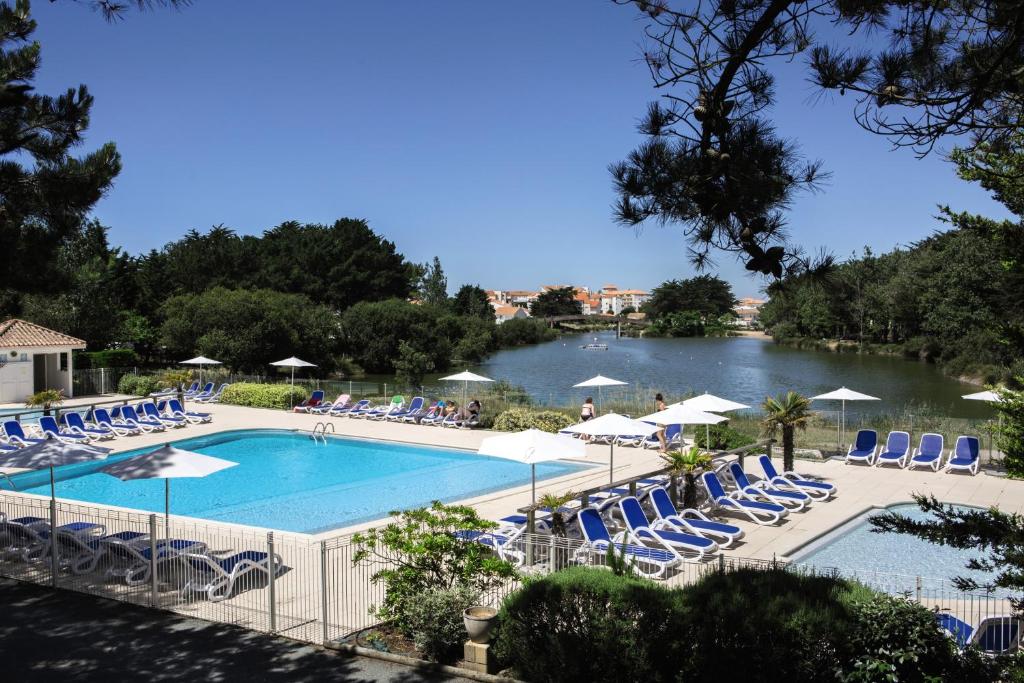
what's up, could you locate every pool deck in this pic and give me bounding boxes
[6,400,1021,556]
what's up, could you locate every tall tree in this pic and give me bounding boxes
[451,284,494,321]
[611,0,1024,276]
[60,0,192,22]
[529,287,582,318]
[644,275,736,320]
[418,256,449,308]
[0,0,121,305]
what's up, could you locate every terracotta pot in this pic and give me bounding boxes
[463,605,498,644]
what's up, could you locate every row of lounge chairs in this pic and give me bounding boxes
[0,513,280,602]
[461,454,837,579]
[846,430,983,474]
[559,423,686,450]
[0,400,213,450]
[294,392,481,428]
[151,382,229,403]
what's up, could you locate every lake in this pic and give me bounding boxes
[471,331,988,418]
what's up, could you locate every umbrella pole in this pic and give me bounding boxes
[531,463,536,504]
[290,367,295,409]
[706,423,710,450]
[49,464,58,587]
[165,479,171,542]
[609,442,614,484]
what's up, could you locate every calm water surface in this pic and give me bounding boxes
[471,332,987,418]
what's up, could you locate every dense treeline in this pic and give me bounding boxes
[641,275,737,337]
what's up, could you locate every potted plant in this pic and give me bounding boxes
[26,388,64,417]
[660,446,712,510]
[463,605,499,644]
[537,490,578,571]
[761,391,812,472]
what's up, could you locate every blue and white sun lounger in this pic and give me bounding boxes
[617,496,716,561]
[908,433,944,472]
[387,396,423,422]
[728,462,810,511]
[575,507,681,579]
[119,405,166,433]
[647,486,745,547]
[118,538,208,585]
[845,429,878,465]
[702,471,787,525]
[93,408,141,436]
[2,420,45,447]
[181,381,200,398]
[945,435,981,475]
[455,527,527,565]
[38,415,91,443]
[62,412,116,440]
[874,431,911,469]
[142,402,187,428]
[757,455,835,500]
[166,399,212,424]
[640,423,681,450]
[181,550,283,601]
[937,613,1021,654]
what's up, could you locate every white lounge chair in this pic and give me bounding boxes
[701,471,787,525]
[181,550,283,601]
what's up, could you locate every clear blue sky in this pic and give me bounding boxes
[32,0,1012,299]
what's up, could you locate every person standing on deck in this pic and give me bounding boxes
[654,393,668,451]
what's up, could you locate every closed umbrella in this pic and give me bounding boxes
[811,387,880,452]
[478,429,585,502]
[440,370,494,409]
[100,444,237,539]
[179,355,222,385]
[0,437,112,584]
[563,413,659,483]
[573,375,627,415]
[270,356,318,408]
[682,393,750,448]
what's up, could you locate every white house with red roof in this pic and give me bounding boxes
[0,319,86,403]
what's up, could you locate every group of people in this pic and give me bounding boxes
[579,392,671,450]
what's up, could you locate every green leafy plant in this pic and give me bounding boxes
[694,423,756,451]
[158,368,193,405]
[351,502,517,633]
[219,382,308,410]
[761,391,812,471]
[116,373,162,397]
[536,490,578,538]
[994,381,1024,476]
[25,388,64,416]
[403,584,481,663]
[660,446,711,510]
[492,408,575,433]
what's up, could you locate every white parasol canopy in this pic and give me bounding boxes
[477,429,585,502]
[811,387,880,451]
[681,393,750,446]
[440,370,494,407]
[180,355,222,384]
[270,356,318,407]
[101,444,237,539]
[573,375,627,414]
[564,413,659,483]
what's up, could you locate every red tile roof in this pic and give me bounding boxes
[0,319,86,348]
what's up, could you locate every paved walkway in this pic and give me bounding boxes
[0,578,472,682]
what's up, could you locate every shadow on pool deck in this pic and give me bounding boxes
[0,579,469,682]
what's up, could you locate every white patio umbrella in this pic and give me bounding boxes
[0,437,112,582]
[811,387,880,452]
[270,356,318,408]
[640,403,728,451]
[563,413,659,484]
[179,355,222,385]
[100,444,237,539]
[477,429,585,503]
[440,370,494,408]
[963,389,1004,460]
[573,375,627,415]
[681,393,750,447]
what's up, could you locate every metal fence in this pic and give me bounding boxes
[0,491,1014,648]
[72,367,139,397]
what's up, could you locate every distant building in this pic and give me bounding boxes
[598,284,650,315]
[0,319,85,403]
[506,290,538,307]
[493,305,531,324]
[734,297,766,327]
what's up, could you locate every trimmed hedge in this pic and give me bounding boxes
[492,408,574,434]
[117,373,162,397]
[219,382,308,410]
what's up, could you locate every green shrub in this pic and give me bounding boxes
[117,373,162,397]
[494,566,687,683]
[492,408,574,433]
[693,422,757,450]
[403,585,481,663]
[219,382,308,410]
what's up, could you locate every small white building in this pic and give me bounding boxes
[0,319,85,404]
[493,305,531,325]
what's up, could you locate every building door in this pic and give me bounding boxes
[33,354,46,393]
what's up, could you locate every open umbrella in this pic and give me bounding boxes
[270,356,318,408]
[563,413,659,483]
[0,437,111,583]
[440,370,494,409]
[640,403,727,451]
[681,393,750,447]
[811,387,880,452]
[478,429,585,502]
[963,389,1004,461]
[179,355,222,385]
[572,375,627,415]
[100,444,237,539]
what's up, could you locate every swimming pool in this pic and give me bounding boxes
[6,430,589,534]
[790,502,1010,596]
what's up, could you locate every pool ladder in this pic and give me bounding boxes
[311,422,335,443]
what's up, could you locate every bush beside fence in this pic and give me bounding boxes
[219,383,308,410]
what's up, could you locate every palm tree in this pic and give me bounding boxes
[660,447,711,510]
[536,490,578,538]
[761,391,812,473]
[25,388,64,417]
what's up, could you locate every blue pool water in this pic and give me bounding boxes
[791,503,1010,596]
[8,429,589,533]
